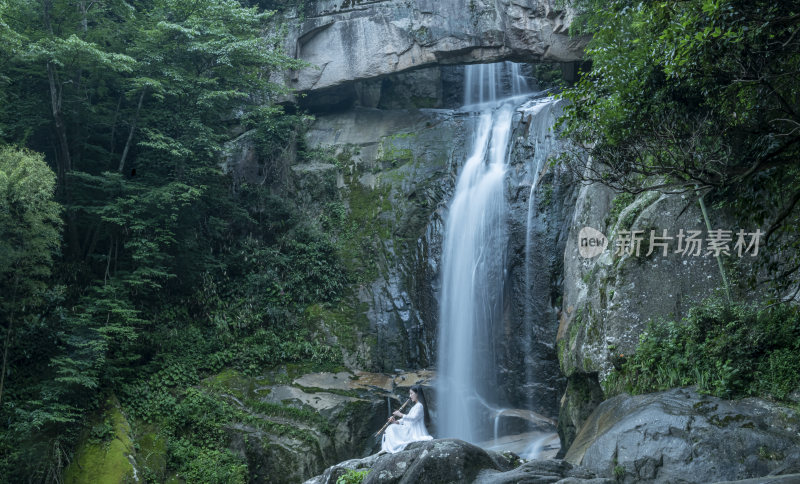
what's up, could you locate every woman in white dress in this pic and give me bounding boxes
[381,385,434,453]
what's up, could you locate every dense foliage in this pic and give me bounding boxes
[0,0,348,481]
[606,298,800,401]
[558,0,800,296]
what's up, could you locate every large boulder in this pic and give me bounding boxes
[305,439,609,484]
[364,439,514,484]
[565,387,800,483]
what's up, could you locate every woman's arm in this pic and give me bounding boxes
[400,404,422,424]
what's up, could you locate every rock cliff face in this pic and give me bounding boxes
[223,88,577,429]
[284,0,588,93]
[556,180,746,450]
[498,98,576,419]
[302,105,469,371]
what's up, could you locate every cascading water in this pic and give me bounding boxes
[523,97,565,415]
[437,63,529,443]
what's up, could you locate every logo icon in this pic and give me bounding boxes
[578,226,608,258]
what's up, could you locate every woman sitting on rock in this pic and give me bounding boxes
[381,385,434,453]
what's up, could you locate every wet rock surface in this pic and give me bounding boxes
[565,387,800,484]
[501,98,576,421]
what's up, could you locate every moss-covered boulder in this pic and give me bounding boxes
[64,394,137,484]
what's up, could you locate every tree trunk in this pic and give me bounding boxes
[46,62,72,188]
[0,280,19,407]
[109,95,123,155]
[0,314,12,407]
[118,89,145,174]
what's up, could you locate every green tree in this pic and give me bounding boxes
[0,146,62,406]
[0,0,350,480]
[558,0,800,295]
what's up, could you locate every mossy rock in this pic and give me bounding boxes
[306,299,370,353]
[204,367,254,400]
[64,395,136,484]
[134,424,168,482]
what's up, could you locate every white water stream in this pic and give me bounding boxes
[437,62,528,443]
[437,64,564,460]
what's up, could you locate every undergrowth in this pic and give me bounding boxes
[605,298,800,401]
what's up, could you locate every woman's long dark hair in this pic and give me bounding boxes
[411,385,431,428]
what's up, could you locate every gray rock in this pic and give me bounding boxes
[305,439,516,484]
[565,388,800,484]
[713,474,800,484]
[303,453,384,484]
[283,0,588,93]
[307,439,610,484]
[363,439,515,484]
[476,459,611,484]
[307,444,617,484]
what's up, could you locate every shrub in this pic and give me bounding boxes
[611,298,800,401]
[337,469,370,484]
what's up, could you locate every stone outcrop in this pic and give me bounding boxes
[305,439,610,484]
[565,387,800,484]
[284,0,588,93]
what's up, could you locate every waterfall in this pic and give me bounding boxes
[437,63,528,443]
[522,98,564,414]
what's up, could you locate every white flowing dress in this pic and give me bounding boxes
[381,402,433,453]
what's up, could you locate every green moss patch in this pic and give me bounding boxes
[64,395,135,484]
